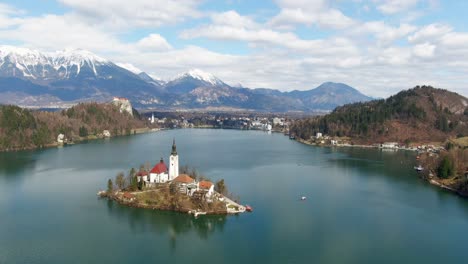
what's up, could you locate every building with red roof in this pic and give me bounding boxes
[122,192,135,201]
[173,174,195,184]
[136,170,148,182]
[149,158,169,184]
[172,174,198,195]
[198,180,214,197]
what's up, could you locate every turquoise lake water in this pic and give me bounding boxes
[1,129,468,263]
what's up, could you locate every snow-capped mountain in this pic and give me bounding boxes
[0,46,112,79]
[0,45,163,104]
[116,62,166,86]
[0,45,373,111]
[164,69,227,94]
[176,69,224,86]
[115,62,142,75]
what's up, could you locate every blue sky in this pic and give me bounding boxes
[0,0,467,97]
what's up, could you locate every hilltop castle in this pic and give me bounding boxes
[112,97,133,116]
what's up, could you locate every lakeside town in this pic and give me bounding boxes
[143,109,294,132]
[99,139,251,216]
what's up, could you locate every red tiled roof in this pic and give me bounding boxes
[198,180,213,189]
[150,161,167,174]
[137,170,148,176]
[173,174,194,184]
[123,192,134,199]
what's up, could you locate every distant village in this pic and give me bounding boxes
[144,111,295,132]
[301,131,447,153]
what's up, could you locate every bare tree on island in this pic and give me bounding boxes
[144,161,151,172]
[127,168,137,191]
[115,172,126,190]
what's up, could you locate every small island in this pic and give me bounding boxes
[99,140,248,216]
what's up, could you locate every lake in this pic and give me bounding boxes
[1,129,468,263]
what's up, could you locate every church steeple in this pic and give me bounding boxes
[169,139,179,180]
[171,139,177,156]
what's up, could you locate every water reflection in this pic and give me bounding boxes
[327,148,418,182]
[105,199,227,248]
[0,151,36,181]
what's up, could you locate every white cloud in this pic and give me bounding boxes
[377,47,412,65]
[412,42,435,58]
[407,23,468,63]
[57,0,203,28]
[351,21,417,45]
[0,13,126,52]
[440,32,468,48]
[180,10,359,57]
[0,3,23,15]
[376,0,420,14]
[136,34,172,51]
[0,3,24,29]
[211,10,258,29]
[408,23,452,43]
[269,0,355,29]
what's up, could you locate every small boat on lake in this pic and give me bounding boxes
[301,196,307,201]
[245,205,253,212]
[414,165,423,172]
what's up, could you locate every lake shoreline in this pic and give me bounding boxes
[294,137,468,199]
[0,126,162,153]
[427,178,468,198]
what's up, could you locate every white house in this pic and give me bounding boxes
[316,132,323,139]
[381,142,399,149]
[103,130,111,137]
[173,174,196,195]
[149,158,169,183]
[272,117,283,126]
[136,170,148,182]
[198,180,214,198]
[57,134,65,144]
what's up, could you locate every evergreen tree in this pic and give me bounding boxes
[215,179,227,195]
[127,168,136,191]
[438,156,454,178]
[79,126,88,137]
[107,179,114,194]
[130,176,138,191]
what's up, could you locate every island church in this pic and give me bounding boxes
[136,139,179,185]
[134,139,217,200]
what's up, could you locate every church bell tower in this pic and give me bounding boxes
[169,139,179,180]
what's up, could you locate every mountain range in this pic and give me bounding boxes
[0,46,373,112]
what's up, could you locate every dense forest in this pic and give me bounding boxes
[290,86,468,144]
[0,103,147,151]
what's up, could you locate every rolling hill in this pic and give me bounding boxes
[290,86,468,144]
